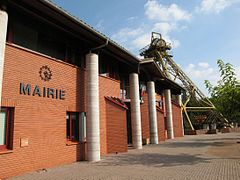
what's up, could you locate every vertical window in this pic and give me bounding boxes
[140,82,146,101]
[79,112,86,142]
[120,76,130,99]
[0,107,14,150]
[66,112,79,142]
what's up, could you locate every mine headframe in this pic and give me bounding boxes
[139,32,228,130]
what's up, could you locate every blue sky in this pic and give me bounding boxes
[52,0,240,95]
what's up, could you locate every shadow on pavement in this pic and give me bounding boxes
[97,153,212,168]
[194,137,240,142]
[159,141,226,148]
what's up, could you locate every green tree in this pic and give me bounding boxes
[205,59,240,124]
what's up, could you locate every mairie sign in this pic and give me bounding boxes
[20,82,65,100]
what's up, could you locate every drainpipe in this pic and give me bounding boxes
[89,39,108,53]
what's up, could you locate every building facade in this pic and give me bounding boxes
[0,0,184,178]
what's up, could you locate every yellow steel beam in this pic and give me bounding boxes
[186,107,215,109]
[182,106,194,130]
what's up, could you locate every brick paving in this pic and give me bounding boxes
[9,133,240,180]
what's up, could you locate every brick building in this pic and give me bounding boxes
[0,0,184,178]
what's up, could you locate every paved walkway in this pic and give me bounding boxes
[9,133,240,180]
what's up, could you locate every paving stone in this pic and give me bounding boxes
[8,133,240,180]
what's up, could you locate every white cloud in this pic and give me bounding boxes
[183,62,219,95]
[183,62,240,95]
[111,27,144,44]
[198,62,210,68]
[132,33,151,49]
[198,0,240,13]
[144,0,192,22]
[111,1,192,54]
[112,27,143,38]
[188,63,195,69]
[153,22,176,36]
[185,62,240,81]
[164,35,181,49]
[172,39,181,48]
[185,62,218,81]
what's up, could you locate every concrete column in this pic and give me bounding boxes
[86,53,100,161]
[0,10,8,108]
[147,81,158,144]
[129,73,142,149]
[177,94,184,136]
[176,94,181,106]
[164,89,174,139]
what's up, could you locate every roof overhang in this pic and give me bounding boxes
[5,0,140,66]
[139,58,164,78]
[140,58,185,95]
[155,78,185,95]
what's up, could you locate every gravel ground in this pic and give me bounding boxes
[9,133,240,180]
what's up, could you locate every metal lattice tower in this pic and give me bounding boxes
[140,32,228,130]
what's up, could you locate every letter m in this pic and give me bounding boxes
[20,82,31,95]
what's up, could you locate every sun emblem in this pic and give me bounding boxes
[39,65,52,81]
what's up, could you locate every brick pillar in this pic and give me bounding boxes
[86,53,100,161]
[147,81,158,144]
[129,73,142,149]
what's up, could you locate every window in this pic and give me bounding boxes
[0,107,14,150]
[38,32,66,60]
[12,22,38,51]
[65,47,85,67]
[66,112,79,141]
[79,112,86,142]
[99,58,119,80]
[120,76,130,99]
[140,82,146,101]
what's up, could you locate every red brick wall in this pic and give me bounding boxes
[157,109,166,142]
[99,76,121,155]
[172,102,183,137]
[106,100,127,154]
[0,44,86,178]
[156,94,166,142]
[0,44,123,178]
[140,93,150,141]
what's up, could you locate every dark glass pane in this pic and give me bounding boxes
[66,113,70,139]
[71,113,79,141]
[38,33,65,60]
[0,110,7,146]
[12,22,38,51]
